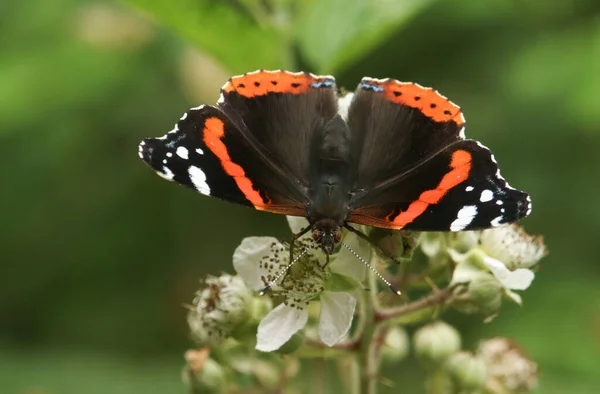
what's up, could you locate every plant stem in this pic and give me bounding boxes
[375,284,462,324]
[356,259,385,394]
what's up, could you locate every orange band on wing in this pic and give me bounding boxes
[202,117,267,209]
[362,78,466,126]
[387,149,472,227]
[222,70,334,98]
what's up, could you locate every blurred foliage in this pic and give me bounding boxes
[1,0,599,393]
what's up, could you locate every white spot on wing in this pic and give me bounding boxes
[480,189,493,202]
[450,205,477,231]
[496,200,503,205]
[166,152,173,157]
[189,166,211,195]
[138,151,144,159]
[157,166,174,180]
[180,112,188,121]
[176,146,189,160]
[196,148,204,155]
[491,216,504,227]
[465,186,474,192]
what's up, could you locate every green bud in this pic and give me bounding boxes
[446,352,487,390]
[249,296,273,321]
[413,321,461,365]
[252,359,281,389]
[380,326,410,363]
[183,349,227,393]
[369,228,421,262]
[451,258,503,316]
[448,231,479,253]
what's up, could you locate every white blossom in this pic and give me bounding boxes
[233,216,368,352]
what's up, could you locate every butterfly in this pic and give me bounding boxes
[138,70,531,255]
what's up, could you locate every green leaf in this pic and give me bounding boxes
[294,0,434,73]
[122,0,291,72]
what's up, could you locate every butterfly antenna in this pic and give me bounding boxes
[341,241,401,296]
[259,246,310,296]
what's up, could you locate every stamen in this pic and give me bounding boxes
[259,246,310,296]
[341,241,401,296]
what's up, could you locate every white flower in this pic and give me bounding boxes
[477,337,538,392]
[187,274,254,346]
[479,225,546,271]
[233,216,368,352]
[448,225,546,298]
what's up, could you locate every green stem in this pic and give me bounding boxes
[426,366,451,394]
[358,287,377,394]
[356,265,382,394]
[375,284,462,325]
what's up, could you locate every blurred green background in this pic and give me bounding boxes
[1,0,599,392]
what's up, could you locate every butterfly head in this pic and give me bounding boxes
[312,219,342,255]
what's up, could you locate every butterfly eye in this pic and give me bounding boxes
[334,229,342,243]
[312,230,320,241]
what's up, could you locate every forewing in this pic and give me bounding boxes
[139,105,306,215]
[347,77,466,189]
[218,70,339,186]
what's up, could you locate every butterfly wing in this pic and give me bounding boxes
[218,70,338,187]
[139,70,339,216]
[139,105,305,215]
[346,78,531,231]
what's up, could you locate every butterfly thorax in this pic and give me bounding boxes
[307,116,354,254]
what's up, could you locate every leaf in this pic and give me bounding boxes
[123,0,290,72]
[294,0,434,73]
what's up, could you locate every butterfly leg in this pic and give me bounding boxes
[343,224,402,265]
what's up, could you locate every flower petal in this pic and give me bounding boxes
[233,236,281,291]
[482,256,534,290]
[256,303,308,352]
[318,291,357,346]
[286,216,311,237]
[331,231,368,282]
[504,289,523,305]
[480,225,546,270]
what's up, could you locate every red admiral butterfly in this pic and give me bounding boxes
[139,70,531,254]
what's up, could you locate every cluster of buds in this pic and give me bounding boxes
[182,217,545,393]
[414,322,538,393]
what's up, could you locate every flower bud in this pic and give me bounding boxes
[477,337,538,392]
[183,348,227,393]
[420,233,452,271]
[446,352,487,390]
[252,359,281,389]
[380,326,410,363]
[448,231,480,253]
[188,274,253,346]
[250,295,273,321]
[413,321,461,365]
[451,259,503,316]
[369,228,421,262]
